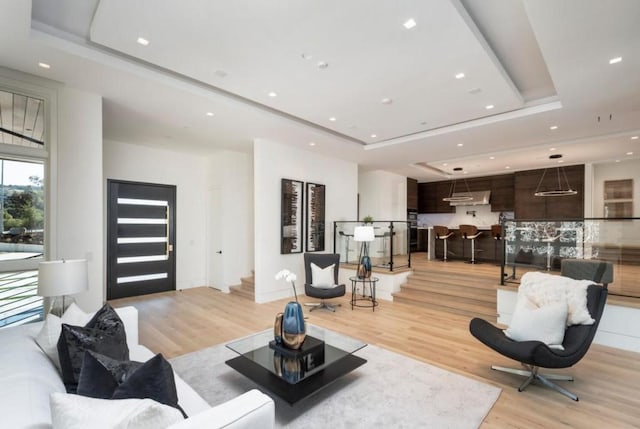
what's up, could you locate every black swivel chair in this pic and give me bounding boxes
[469,259,613,401]
[303,253,346,312]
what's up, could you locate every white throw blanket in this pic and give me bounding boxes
[519,272,595,326]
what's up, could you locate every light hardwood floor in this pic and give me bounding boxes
[111,274,640,428]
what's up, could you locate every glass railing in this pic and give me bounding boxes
[333,221,411,272]
[501,218,640,298]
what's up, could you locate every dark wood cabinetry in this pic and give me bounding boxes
[418,182,456,213]
[407,178,418,210]
[416,166,584,218]
[514,165,584,219]
[490,174,515,212]
[418,174,513,213]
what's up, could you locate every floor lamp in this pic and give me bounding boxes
[38,259,88,316]
[354,226,375,279]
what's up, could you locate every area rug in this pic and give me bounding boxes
[171,341,500,428]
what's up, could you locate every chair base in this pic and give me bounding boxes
[491,364,578,401]
[304,301,341,312]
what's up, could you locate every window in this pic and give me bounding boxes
[0,83,50,328]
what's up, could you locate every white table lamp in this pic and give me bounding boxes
[38,259,88,316]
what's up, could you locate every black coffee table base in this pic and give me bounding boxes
[226,354,367,406]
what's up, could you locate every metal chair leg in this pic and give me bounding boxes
[490,364,579,401]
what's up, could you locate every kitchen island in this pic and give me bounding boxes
[427,226,499,263]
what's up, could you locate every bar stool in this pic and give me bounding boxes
[433,225,454,261]
[338,230,353,264]
[491,224,502,265]
[459,224,482,264]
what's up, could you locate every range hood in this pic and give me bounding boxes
[449,190,491,206]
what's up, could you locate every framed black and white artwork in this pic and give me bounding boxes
[281,178,304,254]
[306,182,325,252]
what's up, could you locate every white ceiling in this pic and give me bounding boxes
[2,0,639,181]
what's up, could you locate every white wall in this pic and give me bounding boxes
[56,88,104,311]
[253,139,358,303]
[206,150,254,292]
[358,170,407,221]
[103,140,208,290]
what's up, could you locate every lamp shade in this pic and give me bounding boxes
[38,259,88,297]
[353,226,375,242]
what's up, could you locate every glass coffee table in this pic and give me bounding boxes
[226,325,367,405]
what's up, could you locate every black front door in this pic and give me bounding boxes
[107,180,176,300]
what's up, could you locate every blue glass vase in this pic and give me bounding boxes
[280,301,306,349]
[358,255,372,279]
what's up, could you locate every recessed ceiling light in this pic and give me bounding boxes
[455,72,465,79]
[558,160,564,163]
[403,18,417,29]
[309,142,316,146]
[627,152,634,155]
[38,62,51,69]
[268,91,277,97]
[457,143,464,147]
[205,112,215,117]
[615,159,621,163]
[136,37,150,46]
[489,156,495,160]
[381,98,393,104]
[485,104,494,110]
[631,136,639,140]
[443,163,448,166]
[371,134,377,138]
[329,117,336,122]
[463,171,468,174]
[505,166,511,169]
[550,147,557,151]
[609,56,622,64]
[550,125,558,130]
[317,61,329,69]
[301,53,313,60]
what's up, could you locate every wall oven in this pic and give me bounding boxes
[407,210,418,251]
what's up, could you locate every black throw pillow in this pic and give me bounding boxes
[77,351,185,417]
[57,303,129,393]
[77,351,141,399]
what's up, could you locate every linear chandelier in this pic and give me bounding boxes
[534,165,578,197]
[442,178,473,202]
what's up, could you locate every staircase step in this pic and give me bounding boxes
[393,259,499,321]
[398,282,496,303]
[230,272,255,300]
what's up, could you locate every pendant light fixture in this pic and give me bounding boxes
[442,168,473,202]
[534,155,578,197]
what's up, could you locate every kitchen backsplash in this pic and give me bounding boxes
[417,205,514,228]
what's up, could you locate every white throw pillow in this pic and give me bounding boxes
[520,272,594,326]
[35,303,92,370]
[311,263,336,289]
[505,295,567,350]
[50,393,183,429]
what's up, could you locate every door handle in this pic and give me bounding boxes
[216,250,222,254]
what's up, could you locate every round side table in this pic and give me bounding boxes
[349,276,379,311]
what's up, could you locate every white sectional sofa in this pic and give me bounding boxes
[0,306,275,428]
